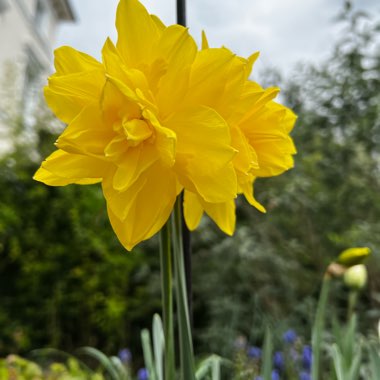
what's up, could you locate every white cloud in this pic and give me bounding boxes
[56,0,380,75]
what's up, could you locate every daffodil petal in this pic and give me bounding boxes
[56,105,114,157]
[240,179,266,213]
[244,52,260,79]
[190,164,237,203]
[143,109,176,167]
[105,74,139,103]
[184,192,236,235]
[201,30,209,50]
[166,105,237,202]
[151,14,166,31]
[183,190,204,230]
[154,25,197,118]
[112,144,159,191]
[34,167,101,186]
[167,105,235,172]
[202,199,236,236]
[102,38,150,94]
[34,150,109,185]
[102,170,146,222]
[104,162,178,250]
[283,107,298,134]
[116,0,160,67]
[184,48,245,119]
[251,139,295,177]
[242,103,296,177]
[228,81,265,125]
[45,69,105,123]
[53,46,102,75]
[237,86,280,126]
[231,125,259,174]
[101,81,141,125]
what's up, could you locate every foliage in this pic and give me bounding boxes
[0,108,162,356]
[0,354,102,380]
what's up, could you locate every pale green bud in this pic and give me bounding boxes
[343,264,368,289]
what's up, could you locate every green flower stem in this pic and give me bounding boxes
[172,197,196,380]
[159,222,175,380]
[347,290,358,321]
[312,274,331,380]
[181,192,193,329]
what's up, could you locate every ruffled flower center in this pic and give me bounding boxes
[104,115,155,159]
[122,118,152,146]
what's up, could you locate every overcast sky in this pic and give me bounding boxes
[55,0,379,77]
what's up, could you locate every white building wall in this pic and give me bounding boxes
[0,0,55,86]
[0,0,74,155]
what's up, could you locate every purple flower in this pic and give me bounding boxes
[283,329,297,344]
[273,351,284,371]
[248,346,262,359]
[137,368,149,380]
[302,345,312,371]
[118,348,132,364]
[299,371,311,380]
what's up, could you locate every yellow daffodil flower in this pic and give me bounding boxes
[34,0,296,250]
[183,33,296,235]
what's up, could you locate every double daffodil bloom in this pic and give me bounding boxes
[183,34,296,235]
[34,0,296,250]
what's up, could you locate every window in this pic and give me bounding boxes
[35,0,49,37]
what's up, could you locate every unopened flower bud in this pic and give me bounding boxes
[343,264,367,289]
[337,247,371,267]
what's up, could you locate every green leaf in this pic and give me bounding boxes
[196,355,224,380]
[76,346,120,380]
[172,197,196,380]
[312,276,331,380]
[368,343,380,379]
[152,314,165,380]
[261,327,273,380]
[331,344,345,380]
[141,328,158,380]
[110,356,130,380]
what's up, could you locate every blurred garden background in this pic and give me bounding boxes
[0,0,380,379]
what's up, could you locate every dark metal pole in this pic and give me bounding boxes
[177,0,192,327]
[176,0,186,27]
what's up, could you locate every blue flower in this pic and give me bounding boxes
[302,345,312,371]
[137,368,149,380]
[118,348,132,364]
[283,329,297,344]
[248,346,262,359]
[299,371,311,380]
[273,351,284,371]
